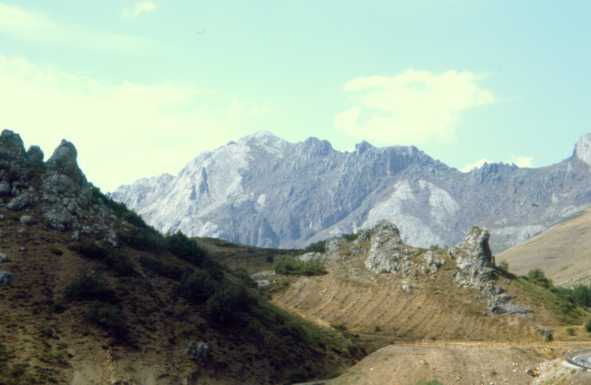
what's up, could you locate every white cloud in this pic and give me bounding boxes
[335,70,495,145]
[0,3,150,52]
[461,155,534,172]
[123,1,158,18]
[0,56,270,191]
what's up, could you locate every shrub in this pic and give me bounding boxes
[498,261,509,272]
[70,241,135,277]
[342,233,359,242]
[273,255,326,276]
[0,342,8,368]
[566,327,577,336]
[206,284,252,325]
[85,302,128,340]
[586,319,591,333]
[417,381,444,385]
[526,269,553,288]
[177,270,218,304]
[304,240,327,254]
[234,268,258,289]
[139,255,184,280]
[70,241,109,260]
[63,272,116,302]
[119,227,166,252]
[166,232,205,265]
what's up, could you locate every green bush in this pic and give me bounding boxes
[566,327,577,336]
[177,270,218,304]
[526,269,553,288]
[417,381,444,385]
[119,227,166,252]
[586,319,591,333]
[273,255,326,276]
[342,233,359,242]
[85,302,129,340]
[139,255,184,280]
[166,232,205,265]
[304,240,327,253]
[63,272,116,303]
[70,241,135,277]
[0,342,8,368]
[206,284,253,325]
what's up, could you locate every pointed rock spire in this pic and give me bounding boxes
[47,140,87,185]
[0,130,26,160]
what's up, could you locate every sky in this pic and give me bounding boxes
[0,0,590,191]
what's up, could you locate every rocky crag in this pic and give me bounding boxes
[296,221,528,316]
[112,132,591,252]
[0,130,118,243]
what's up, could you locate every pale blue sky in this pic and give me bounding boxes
[0,0,590,190]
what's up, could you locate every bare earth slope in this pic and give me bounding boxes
[498,209,591,286]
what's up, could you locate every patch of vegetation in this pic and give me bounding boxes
[273,255,326,276]
[63,271,117,303]
[85,302,129,341]
[206,284,254,325]
[516,270,586,324]
[70,241,136,277]
[526,269,553,288]
[0,342,8,368]
[177,269,219,304]
[417,381,444,385]
[342,233,359,242]
[586,319,591,333]
[566,327,577,336]
[166,231,205,265]
[304,240,327,253]
[139,255,184,280]
[498,260,509,272]
[119,226,166,252]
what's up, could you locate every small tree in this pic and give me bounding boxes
[527,269,553,288]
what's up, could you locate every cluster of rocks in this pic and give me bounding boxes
[449,226,529,315]
[364,221,444,275]
[0,130,119,244]
[343,220,529,316]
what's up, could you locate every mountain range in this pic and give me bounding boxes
[112,132,591,251]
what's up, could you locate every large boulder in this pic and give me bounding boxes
[365,221,415,274]
[449,226,495,288]
[46,140,87,186]
[0,130,26,160]
[0,271,14,287]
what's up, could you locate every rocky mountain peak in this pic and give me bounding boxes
[575,133,591,166]
[46,139,86,185]
[0,130,26,160]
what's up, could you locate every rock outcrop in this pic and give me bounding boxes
[0,130,119,244]
[449,226,495,288]
[364,221,418,274]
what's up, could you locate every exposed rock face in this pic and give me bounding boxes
[449,226,494,288]
[448,227,529,315]
[0,130,119,243]
[112,132,591,252]
[365,221,417,274]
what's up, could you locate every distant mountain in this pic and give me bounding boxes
[112,132,591,251]
[498,208,591,286]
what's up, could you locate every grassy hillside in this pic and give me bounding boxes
[498,208,591,286]
[0,198,360,385]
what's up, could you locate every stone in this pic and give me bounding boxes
[20,215,34,225]
[449,226,494,288]
[0,130,26,160]
[0,182,11,197]
[7,193,33,211]
[365,221,414,274]
[46,140,87,186]
[186,341,209,362]
[0,271,14,287]
[26,145,44,165]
